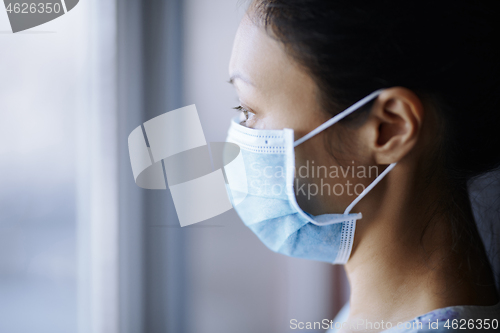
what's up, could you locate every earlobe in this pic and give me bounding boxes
[371,87,424,164]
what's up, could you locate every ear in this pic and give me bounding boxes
[366,87,424,164]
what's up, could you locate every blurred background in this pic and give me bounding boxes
[0,1,349,332]
[1,1,498,333]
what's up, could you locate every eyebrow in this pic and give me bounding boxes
[227,72,255,87]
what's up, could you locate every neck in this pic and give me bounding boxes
[344,166,499,325]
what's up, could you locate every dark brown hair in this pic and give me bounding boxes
[250,0,500,182]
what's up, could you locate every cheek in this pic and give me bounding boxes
[246,95,326,131]
[293,134,345,214]
[245,112,291,130]
[327,126,374,166]
[292,131,376,215]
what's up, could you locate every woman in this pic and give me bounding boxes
[225,0,500,331]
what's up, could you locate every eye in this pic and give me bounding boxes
[232,105,255,123]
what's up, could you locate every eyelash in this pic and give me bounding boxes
[232,105,254,120]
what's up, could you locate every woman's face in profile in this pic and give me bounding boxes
[228,13,376,216]
[226,0,500,323]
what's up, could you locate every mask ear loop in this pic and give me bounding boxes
[343,162,396,214]
[293,88,396,219]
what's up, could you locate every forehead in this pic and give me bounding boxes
[229,14,305,95]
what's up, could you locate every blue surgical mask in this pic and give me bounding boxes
[223,89,396,264]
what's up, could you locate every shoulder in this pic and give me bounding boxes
[383,302,500,333]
